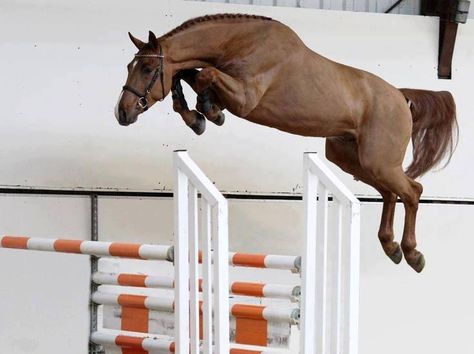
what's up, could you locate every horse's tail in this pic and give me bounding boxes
[399,88,458,179]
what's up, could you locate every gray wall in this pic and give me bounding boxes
[189,0,422,15]
[191,0,474,18]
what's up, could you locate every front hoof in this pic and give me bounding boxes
[387,243,403,265]
[188,111,206,135]
[407,253,425,273]
[212,111,225,126]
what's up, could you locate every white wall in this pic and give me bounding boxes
[0,0,473,199]
[1,1,473,354]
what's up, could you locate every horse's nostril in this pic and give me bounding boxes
[119,109,128,125]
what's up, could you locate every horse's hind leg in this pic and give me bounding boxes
[357,122,425,272]
[371,166,424,272]
[326,138,402,264]
[178,69,225,126]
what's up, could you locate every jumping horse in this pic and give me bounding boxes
[115,14,458,273]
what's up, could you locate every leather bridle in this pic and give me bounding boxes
[122,43,165,111]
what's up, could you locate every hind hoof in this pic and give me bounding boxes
[408,253,425,273]
[189,111,206,135]
[211,111,225,126]
[387,244,403,264]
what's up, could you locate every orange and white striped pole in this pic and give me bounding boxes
[92,272,300,302]
[0,236,173,260]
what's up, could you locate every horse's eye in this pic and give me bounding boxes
[143,66,153,74]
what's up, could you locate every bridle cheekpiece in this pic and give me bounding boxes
[122,43,165,111]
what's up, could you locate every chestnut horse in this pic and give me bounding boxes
[115,14,458,273]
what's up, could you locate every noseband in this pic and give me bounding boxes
[122,44,165,111]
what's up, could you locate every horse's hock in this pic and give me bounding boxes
[0,151,360,354]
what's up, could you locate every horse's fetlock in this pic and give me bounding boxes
[401,240,417,253]
[378,230,394,244]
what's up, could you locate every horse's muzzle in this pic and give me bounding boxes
[117,109,138,126]
[118,109,128,126]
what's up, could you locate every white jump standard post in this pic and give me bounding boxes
[173,150,230,354]
[300,153,361,354]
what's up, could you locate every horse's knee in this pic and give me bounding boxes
[196,68,217,91]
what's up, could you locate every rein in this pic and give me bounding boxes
[122,43,165,111]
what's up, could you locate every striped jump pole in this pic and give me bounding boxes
[92,272,301,301]
[229,252,300,272]
[0,236,297,271]
[0,236,173,260]
[91,291,299,324]
[90,332,275,354]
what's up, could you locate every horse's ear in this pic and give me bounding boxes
[128,32,145,50]
[148,31,159,49]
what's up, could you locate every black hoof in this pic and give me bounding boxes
[387,243,403,265]
[189,111,206,135]
[408,253,425,273]
[211,111,225,126]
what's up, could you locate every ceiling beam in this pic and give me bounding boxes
[438,13,459,79]
[438,0,459,79]
[421,0,470,79]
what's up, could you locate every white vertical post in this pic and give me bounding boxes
[330,200,343,354]
[201,199,213,354]
[174,155,190,354]
[316,183,329,354]
[300,153,318,354]
[173,150,230,354]
[345,203,360,354]
[188,185,200,354]
[212,203,230,353]
[302,153,360,354]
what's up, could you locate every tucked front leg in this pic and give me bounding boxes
[171,77,205,135]
[194,67,260,118]
[177,69,226,126]
[196,89,225,126]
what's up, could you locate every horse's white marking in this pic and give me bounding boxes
[114,91,124,121]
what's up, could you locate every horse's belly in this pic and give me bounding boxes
[244,99,354,138]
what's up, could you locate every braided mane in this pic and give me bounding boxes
[160,13,274,39]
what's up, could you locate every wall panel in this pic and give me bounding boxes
[1,1,472,200]
[190,0,423,14]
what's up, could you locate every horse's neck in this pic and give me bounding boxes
[164,22,250,71]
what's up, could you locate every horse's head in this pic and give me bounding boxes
[115,31,171,126]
